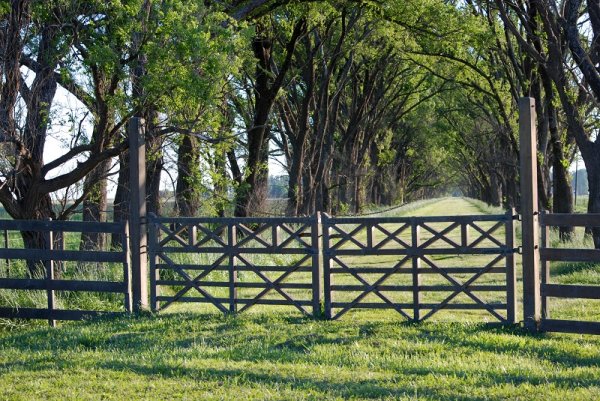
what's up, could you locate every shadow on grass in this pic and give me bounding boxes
[1,312,599,399]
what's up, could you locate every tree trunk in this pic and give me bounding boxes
[175,134,200,217]
[112,153,130,249]
[80,159,110,250]
[235,36,273,217]
[582,145,600,247]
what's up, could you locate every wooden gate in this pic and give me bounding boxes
[147,214,322,317]
[539,212,600,334]
[322,212,518,322]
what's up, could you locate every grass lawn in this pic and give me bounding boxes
[0,198,599,400]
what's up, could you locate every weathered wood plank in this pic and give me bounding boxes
[328,215,509,224]
[0,219,124,233]
[0,248,124,263]
[155,264,312,272]
[506,209,518,324]
[520,97,541,331]
[541,213,600,227]
[330,302,507,310]
[148,216,315,225]
[327,247,511,256]
[540,319,600,335]
[157,246,314,254]
[0,279,125,292]
[541,248,600,263]
[155,296,312,306]
[155,280,312,290]
[330,284,506,292]
[328,267,507,274]
[542,284,600,299]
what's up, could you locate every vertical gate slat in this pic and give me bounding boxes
[312,213,323,317]
[45,227,56,327]
[228,223,237,313]
[505,209,517,324]
[540,212,550,319]
[322,214,332,319]
[148,215,158,312]
[123,221,133,313]
[411,220,421,322]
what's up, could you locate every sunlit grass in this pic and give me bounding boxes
[1,197,599,400]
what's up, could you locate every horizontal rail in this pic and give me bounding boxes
[326,214,511,224]
[540,248,600,263]
[330,302,507,310]
[0,279,126,293]
[155,280,312,289]
[0,219,125,234]
[0,307,123,321]
[329,267,506,274]
[155,264,313,273]
[330,284,506,292]
[326,247,512,256]
[149,216,315,224]
[156,296,313,306]
[157,246,315,254]
[542,284,600,299]
[541,213,600,227]
[540,319,600,335]
[0,248,125,263]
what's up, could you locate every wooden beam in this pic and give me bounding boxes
[519,97,541,331]
[128,117,148,311]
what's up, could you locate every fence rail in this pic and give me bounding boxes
[540,212,600,335]
[0,219,132,326]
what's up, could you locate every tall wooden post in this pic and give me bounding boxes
[129,117,148,312]
[519,97,541,331]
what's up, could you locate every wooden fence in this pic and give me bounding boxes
[0,220,132,326]
[148,212,517,322]
[148,214,322,317]
[539,212,600,335]
[322,212,518,322]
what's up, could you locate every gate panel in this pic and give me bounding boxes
[323,212,518,322]
[148,215,320,316]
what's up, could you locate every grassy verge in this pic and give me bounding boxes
[0,197,599,400]
[0,312,599,400]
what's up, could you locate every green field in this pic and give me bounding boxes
[0,198,599,400]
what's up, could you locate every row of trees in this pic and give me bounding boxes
[1,0,600,265]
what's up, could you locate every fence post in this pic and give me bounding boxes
[311,212,323,317]
[228,223,237,314]
[128,117,148,312]
[322,213,332,319]
[411,219,421,322]
[519,97,541,331]
[45,224,56,327]
[505,208,518,324]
